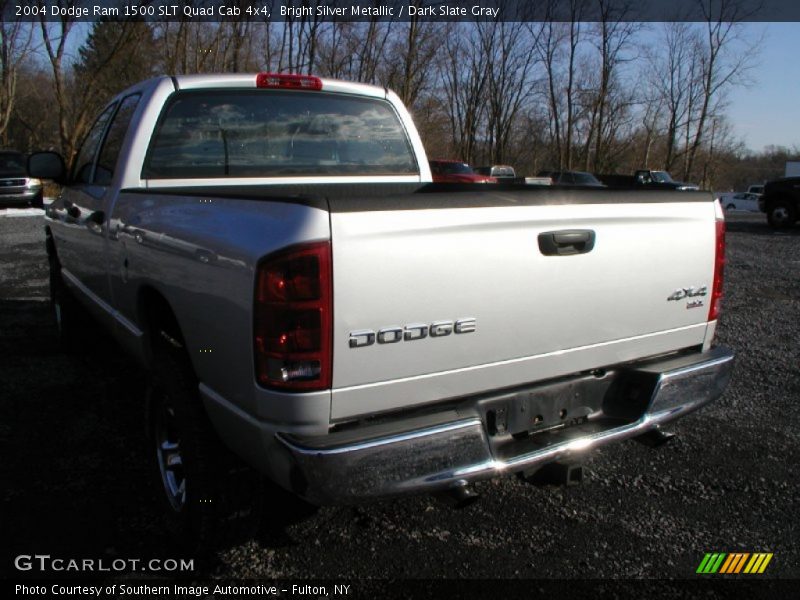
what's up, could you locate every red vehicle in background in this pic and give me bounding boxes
[429,159,497,183]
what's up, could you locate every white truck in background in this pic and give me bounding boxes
[28,73,734,552]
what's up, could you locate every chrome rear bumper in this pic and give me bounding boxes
[277,347,734,504]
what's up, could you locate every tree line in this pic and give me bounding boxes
[0,0,794,190]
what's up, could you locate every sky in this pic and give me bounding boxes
[726,22,800,152]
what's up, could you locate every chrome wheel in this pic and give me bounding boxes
[148,345,264,550]
[155,400,186,512]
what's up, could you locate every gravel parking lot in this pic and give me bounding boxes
[1,211,798,585]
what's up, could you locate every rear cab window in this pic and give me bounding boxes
[142,90,418,179]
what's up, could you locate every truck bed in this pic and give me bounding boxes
[118,183,718,422]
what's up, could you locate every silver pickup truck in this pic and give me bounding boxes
[29,73,733,550]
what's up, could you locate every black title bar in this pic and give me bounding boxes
[5,0,800,23]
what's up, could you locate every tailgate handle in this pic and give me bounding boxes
[538,230,596,256]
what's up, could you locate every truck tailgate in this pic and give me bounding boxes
[329,191,717,420]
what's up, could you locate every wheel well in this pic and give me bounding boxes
[138,287,186,350]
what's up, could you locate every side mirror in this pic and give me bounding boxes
[28,151,66,183]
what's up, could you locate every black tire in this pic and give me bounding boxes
[146,342,263,556]
[725,203,735,211]
[767,199,797,229]
[48,251,87,351]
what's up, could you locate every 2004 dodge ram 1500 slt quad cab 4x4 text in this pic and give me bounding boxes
[28,73,734,550]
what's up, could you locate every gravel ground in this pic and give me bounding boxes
[1,211,798,587]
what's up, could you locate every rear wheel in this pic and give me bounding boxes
[146,342,262,555]
[767,199,797,229]
[725,203,735,211]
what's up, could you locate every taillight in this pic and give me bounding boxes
[255,73,323,91]
[254,242,332,391]
[708,216,725,321]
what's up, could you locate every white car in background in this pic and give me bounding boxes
[719,192,760,212]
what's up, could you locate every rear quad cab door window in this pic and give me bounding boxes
[71,103,117,184]
[142,90,419,179]
[94,94,142,186]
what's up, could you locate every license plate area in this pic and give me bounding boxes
[479,370,619,438]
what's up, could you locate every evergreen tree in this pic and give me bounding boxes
[75,20,159,102]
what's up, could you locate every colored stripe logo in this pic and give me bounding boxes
[697,553,773,574]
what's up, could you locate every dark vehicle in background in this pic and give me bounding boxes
[429,159,497,183]
[537,170,605,188]
[0,151,43,208]
[474,165,516,180]
[597,169,698,191]
[760,177,800,229]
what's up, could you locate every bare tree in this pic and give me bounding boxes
[582,0,640,172]
[155,21,186,74]
[684,0,761,180]
[532,20,564,168]
[221,2,258,72]
[645,23,703,172]
[315,21,348,77]
[278,1,327,73]
[562,2,586,169]
[638,87,663,168]
[5,65,58,151]
[37,0,78,160]
[0,4,33,144]
[38,2,157,160]
[2,4,765,189]
[383,8,442,108]
[316,20,392,84]
[361,19,394,84]
[480,21,538,164]
[532,0,587,169]
[439,24,489,163]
